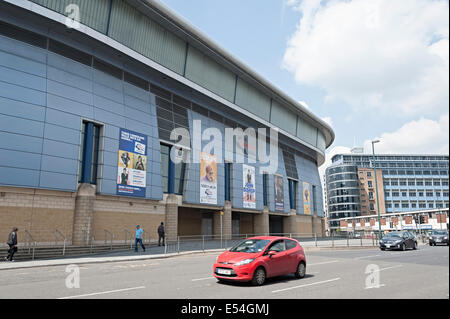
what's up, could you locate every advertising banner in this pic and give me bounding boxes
[116,128,147,197]
[200,152,217,205]
[242,164,256,209]
[274,175,284,211]
[303,182,311,215]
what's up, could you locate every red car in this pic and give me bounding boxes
[213,236,306,286]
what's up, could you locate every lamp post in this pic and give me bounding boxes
[371,140,382,241]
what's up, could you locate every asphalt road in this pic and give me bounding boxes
[0,245,447,299]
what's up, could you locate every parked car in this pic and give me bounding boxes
[379,231,418,251]
[213,236,306,286]
[428,230,449,246]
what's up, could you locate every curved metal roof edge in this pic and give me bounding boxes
[142,0,335,148]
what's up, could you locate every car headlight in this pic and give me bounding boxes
[394,240,402,244]
[234,258,255,266]
[444,237,448,240]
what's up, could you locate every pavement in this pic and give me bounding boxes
[0,243,447,299]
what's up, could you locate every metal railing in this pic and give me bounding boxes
[104,229,114,250]
[55,229,66,256]
[159,231,380,255]
[24,230,36,260]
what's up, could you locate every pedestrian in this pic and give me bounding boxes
[5,227,18,262]
[135,225,145,252]
[157,222,165,246]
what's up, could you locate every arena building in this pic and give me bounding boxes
[0,0,334,245]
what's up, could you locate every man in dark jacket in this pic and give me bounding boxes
[157,222,165,246]
[5,227,18,262]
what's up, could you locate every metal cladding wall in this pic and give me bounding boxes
[0,33,163,200]
[23,0,332,155]
[0,1,330,218]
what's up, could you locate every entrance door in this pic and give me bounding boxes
[232,215,240,237]
[201,214,213,236]
[269,216,283,236]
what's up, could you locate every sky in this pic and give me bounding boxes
[158,0,449,176]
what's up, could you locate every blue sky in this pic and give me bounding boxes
[159,0,449,170]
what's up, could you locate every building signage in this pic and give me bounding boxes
[242,164,256,209]
[200,152,218,205]
[274,175,284,211]
[303,182,312,215]
[117,128,148,197]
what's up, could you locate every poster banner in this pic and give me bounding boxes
[116,128,148,197]
[200,152,218,205]
[242,164,256,209]
[303,182,311,215]
[274,175,284,211]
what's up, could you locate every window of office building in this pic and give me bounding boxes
[426,192,433,197]
[369,203,375,211]
[368,181,373,188]
[369,192,374,200]
[411,203,417,208]
[402,202,409,208]
[409,192,416,197]
[367,172,372,177]
[79,121,102,184]
[402,191,407,197]
[428,203,434,208]
[416,180,424,186]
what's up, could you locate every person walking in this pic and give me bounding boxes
[5,227,18,262]
[135,225,146,252]
[157,222,165,246]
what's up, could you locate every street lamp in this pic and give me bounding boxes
[371,140,382,241]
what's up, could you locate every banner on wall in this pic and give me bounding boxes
[274,174,284,211]
[242,164,256,209]
[116,128,148,197]
[303,182,311,215]
[200,152,217,205]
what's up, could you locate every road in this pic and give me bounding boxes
[0,245,447,299]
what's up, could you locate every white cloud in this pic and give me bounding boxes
[282,0,449,117]
[362,114,449,154]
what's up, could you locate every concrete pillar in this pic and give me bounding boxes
[283,210,298,235]
[312,215,324,237]
[72,183,96,246]
[223,201,232,240]
[165,194,178,242]
[254,206,269,235]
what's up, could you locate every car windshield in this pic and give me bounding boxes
[384,232,402,238]
[229,239,270,253]
[432,231,447,235]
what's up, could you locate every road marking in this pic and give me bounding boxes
[365,284,386,290]
[308,260,340,266]
[191,277,215,282]
[272,277,341,293]
[57,286,146,299]
[377,265,402,272]
[354,255,381,260]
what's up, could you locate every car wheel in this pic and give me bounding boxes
[380,248,385,251]
[295,261,306,279]
[401,243,406,251]
[413,242,417,250]
[251,267,266,286]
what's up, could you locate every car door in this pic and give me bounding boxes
[264,240,288,277]
[284,239,300,273]
[402,233,409,248]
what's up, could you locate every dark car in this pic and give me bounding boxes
[428,230,449,246]
[379,231,418,251]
